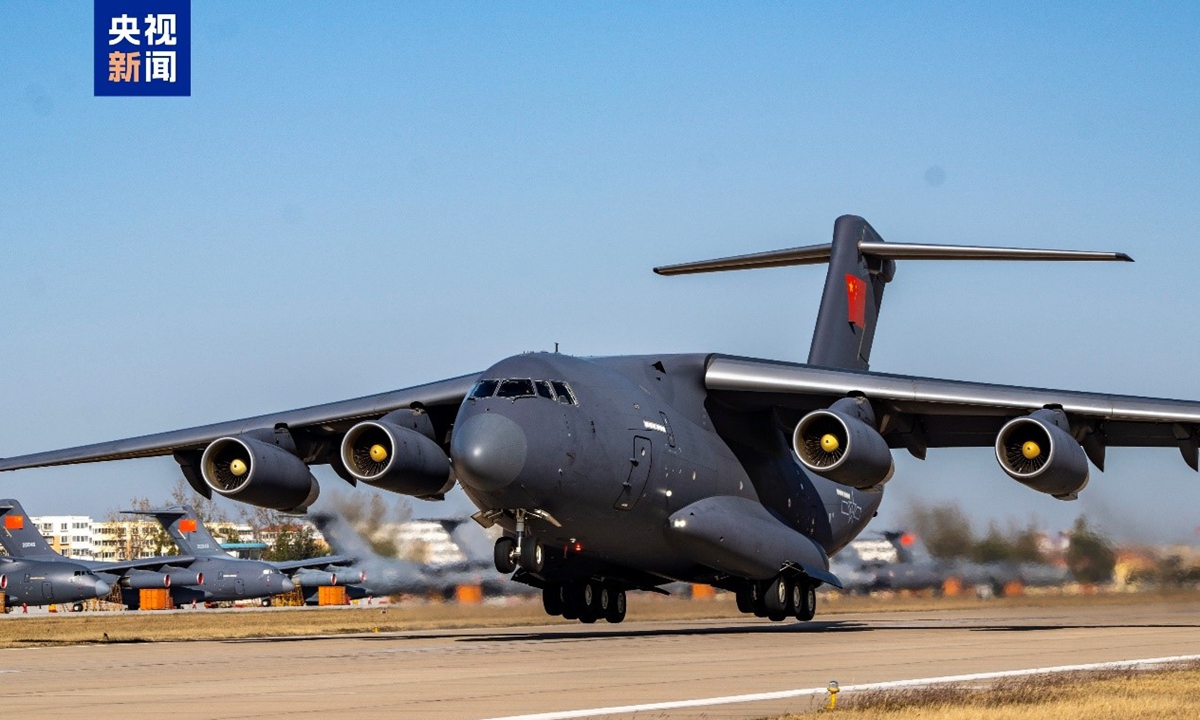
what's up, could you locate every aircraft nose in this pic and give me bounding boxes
[93,579,111,597]
[280,577,296,593]
[451,412,527,491]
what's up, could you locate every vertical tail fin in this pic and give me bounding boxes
[0,499,58,558]
[807,215,891,370]
[124,505,228,557]
[310,511,374,561]
[653,215,1131,371]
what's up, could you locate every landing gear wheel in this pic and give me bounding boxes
[764,576,788,614]
[582,580,605,624]
[795,584,817,622]
[751,581,770,617]
[261,598,272,608]
[493,537,517,574]
[736,586,754,614]
[519,541,545,573]
[604,589,627,623]
[542,584,564,616]
[565,581,593,622]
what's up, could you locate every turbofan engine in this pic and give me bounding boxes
[121,570,171,590]
[995,408,1089,499]
[292,570,338,587]
[200,435,319,512]
[340,409,453,498]
[793,397,894,490]
[166,569,204,587]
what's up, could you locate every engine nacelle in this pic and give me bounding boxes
[122,570,170,590]
[995,409,1089,499]
[166,569,204,587]
[201,435,319,512]
[292,570,338,587]
[340,413,453,498]
[793,397,894,490]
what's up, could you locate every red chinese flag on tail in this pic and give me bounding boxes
[845,274,867,328]
[179,519,198,533]
[5,515,24,530]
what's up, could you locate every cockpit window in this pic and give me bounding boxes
[535,381,555,400]
[551,381,576,405]
[471,380,499,398]
[496,379,536,398]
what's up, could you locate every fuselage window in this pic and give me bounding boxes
[471,380,499,398]
[496,379,536,398]
[551,381,576,405]
[536,381,555,400]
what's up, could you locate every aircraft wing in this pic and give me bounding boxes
[270,555,354,572]
[0,374,478,471]
[93,556,196,573]
[705,355,1200,468]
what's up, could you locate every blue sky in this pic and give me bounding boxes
[2,2,1199,542]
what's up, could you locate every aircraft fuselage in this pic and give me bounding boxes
[450,352,880,589]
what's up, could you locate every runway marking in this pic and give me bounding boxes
[476,654,1200,720]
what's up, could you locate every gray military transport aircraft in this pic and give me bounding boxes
[4,215,1196,624]
[0,505,111,610]
[131,505,361,599]
[0,499,292,607]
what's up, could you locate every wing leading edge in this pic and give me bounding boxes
[705,355,1200,467]
[0,373,479,472]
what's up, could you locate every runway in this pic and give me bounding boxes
[2,598,1199,720]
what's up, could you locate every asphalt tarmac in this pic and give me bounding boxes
[2,598,1199,720]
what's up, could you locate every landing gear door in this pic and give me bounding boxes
[614,436,653,510]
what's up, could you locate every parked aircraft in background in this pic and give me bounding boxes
[129,505,358,601]
[311,510,511,602]
[0,499,289,607]
[833,531,1070,595]
[5,215,1194,624]
[0,546,111,611]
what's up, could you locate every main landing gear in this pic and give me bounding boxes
[492,510,545,574]
[541,580,626,624]
[735,574,817,622]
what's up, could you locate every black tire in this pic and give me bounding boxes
[736,586,754,614]
[789,580,804,618]
[768,610,788,622]
[751,581,770,617]
[494,537,517,574]
[796,584,817,622]
[72,603,84,612]
[764,576,788,614]
[261,598,272,608]
[563,581,587,620]
[585,580,605,617]
[604,589,627,623]
[577,581,598,623]
[519,541,545,573]
[542,584,564,616]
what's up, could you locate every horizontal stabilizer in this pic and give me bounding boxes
[654,240,1131,276]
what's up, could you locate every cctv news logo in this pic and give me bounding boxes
[94,0,190,96]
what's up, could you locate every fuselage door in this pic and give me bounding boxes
[41,582,53,600]
[614,436,653,510]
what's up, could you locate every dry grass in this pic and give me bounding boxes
[773,663,1200,719]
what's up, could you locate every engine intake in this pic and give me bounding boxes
[995,409,1089,499]
[201,435,319,512]
[341,412,453,498]
[793,397,893,490]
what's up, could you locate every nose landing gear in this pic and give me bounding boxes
[492,509,546,574]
